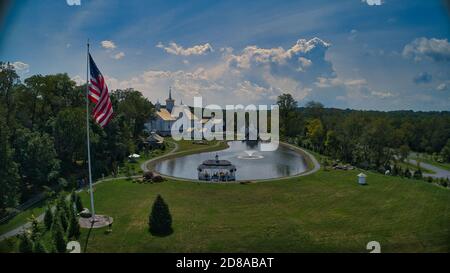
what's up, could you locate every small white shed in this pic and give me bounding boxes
[357,173,367,185]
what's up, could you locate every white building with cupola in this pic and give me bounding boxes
[145,88,201,136]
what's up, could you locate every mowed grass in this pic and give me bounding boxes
[76,170,450,253]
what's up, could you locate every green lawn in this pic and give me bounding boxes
[1,141,449,253]
[67,171,449,253]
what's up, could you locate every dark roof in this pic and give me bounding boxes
[201,159,233,166]
[198,159,236,170]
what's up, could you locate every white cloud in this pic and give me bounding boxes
[99,37,338,105]
[362,0,383,6]
[12,61,30,73]
[314,77,367,88]
[71,75,84,86]
[403,37,450,62]
[157,42,213,56]
[371,90,394,99]
[101,40,117,50]
[436,82,449,91]
[99,37,402,108]
[113,52,125,60]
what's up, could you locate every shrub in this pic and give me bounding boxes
[152,175,165,183]
[148,195,173,236]
[143,171,154,182]
[413,169,423,180]
[404,168,411,178]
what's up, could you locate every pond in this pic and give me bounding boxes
[154,141,308,181]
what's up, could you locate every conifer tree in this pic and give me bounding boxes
[44,206,53,230]
[52,219,66,253]
[148,194,173,236]
[67,208,80,239]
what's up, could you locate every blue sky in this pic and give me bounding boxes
[1,0,449,110]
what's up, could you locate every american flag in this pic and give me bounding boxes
[88,53,114,127]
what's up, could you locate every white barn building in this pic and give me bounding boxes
[145,88,204,137]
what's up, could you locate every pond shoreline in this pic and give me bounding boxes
[145,140,320,183]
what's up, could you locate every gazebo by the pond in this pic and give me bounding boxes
[198,154,237,182]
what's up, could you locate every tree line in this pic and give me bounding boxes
[277,94,450,171]
[0,62,154,217]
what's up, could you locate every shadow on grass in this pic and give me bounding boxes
[83,222,95,253]
[149,228,174,237]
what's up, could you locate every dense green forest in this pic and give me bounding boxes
[277,94,450,170]
[1,63,450,218]
[0,62,154,217]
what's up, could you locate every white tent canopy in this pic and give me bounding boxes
[128,154,140,159]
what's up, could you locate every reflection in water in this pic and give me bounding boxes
[155,141,307,181]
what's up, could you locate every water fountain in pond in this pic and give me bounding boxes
[237,150,264,160]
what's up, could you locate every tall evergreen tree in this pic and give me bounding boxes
[75,194,83,213]
[57,210,68,232]
[148,194,173,236]
[51,219,66,253]
[44,206,53,230]
[67,208,80,239]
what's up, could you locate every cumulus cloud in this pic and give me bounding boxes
[113,52,125,60]
[403,37,450,62]
[99,37,359,106]
[100,37,401,108]
[12,61,30,73]
[101,40,117,50]
[226,37,333,85]
[71,75,84,86]
[157,42,213,56]
[413,72,432,84]
[362,0,383,6]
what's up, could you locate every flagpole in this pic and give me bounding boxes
[86,39,96,222]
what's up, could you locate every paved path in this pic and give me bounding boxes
[407,159,450,179]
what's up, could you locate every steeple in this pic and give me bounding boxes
[166,86,175,112]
